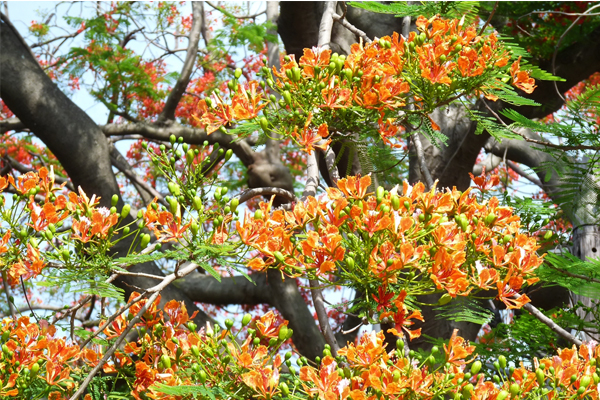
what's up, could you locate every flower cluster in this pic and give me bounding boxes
[193,15,536,153]
[237,173,543,338]
[0,168,126,287]
[1,295,599,400]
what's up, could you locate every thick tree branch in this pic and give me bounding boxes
[0,117,26,133]
[101,122,256,167]
[157,2,203,122]
[177,273,271,305]
[301,152,320,200]
[318,2,337,50]
[411,132,434,190]
[268,270,325,360]
[238,187,297,205]
[506,160,542,187]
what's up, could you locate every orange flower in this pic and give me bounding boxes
[320,77,352,109]
[510,57,536,94]
[242,366,280,400]
[300,356,348,400]
[0,374,19,397]
[336,174,371,199]
[469,168,500,191]
[384,291,424,340]
[299,47,331,78]
[444,329,475,367]
[254,311,287,340]
[372,285,394,312]
[293,115,330,154]
[231,81,267,121]
[193,97,233,134]
[29,201,69,232]
[0,230,10,254]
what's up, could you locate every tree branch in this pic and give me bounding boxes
[238,187,297,205]
[177,273,271,305]
[411,132,435,190]
[332,12,372,44]
[517,293,582,346]
[265,2,282,164]
[0,117,26,133]
[506,160,542,188]
[1,270,16,320]
[109,145,166,207]
[318,2,337,50]
[301,152,320,200]
[101,122,256,167]
[310,279,340,356]
[157,2,203,122]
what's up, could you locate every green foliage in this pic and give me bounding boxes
[348,1,480,23]
[433,298,494,325]
[152,383,229,399]
[492,2,600,59]
[538,252,600,299]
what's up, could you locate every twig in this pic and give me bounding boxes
[547,264,600,285]
[205,1,266,19]
[158,2,203,122]
[69,291,159,400]
[341,321,363,335]
[482,100,600,151]
[309,279,340,356]
[238,187,297,205]
[332,12,372,43]
[20,277,39,323]
[1,270,16,320]
[318,2,337,50]
[478,1,498,36]
[516,293,582,346]
[551,3,600,102]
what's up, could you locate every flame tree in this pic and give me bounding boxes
[1,2,600,399]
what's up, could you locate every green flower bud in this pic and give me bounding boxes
[278,325,289,341]
[140,233,151,249]
[199,370,207,383]
[470,360,482,375]
[234,68,242,79]
[242,313,252,327]
[496,391,509,400]
[391,195,400,211]
[498,355,507,369]
[509,383,519,397]
[121,204,131,219]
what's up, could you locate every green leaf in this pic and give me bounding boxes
[433,297,493,325]
[151,383,223,399]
